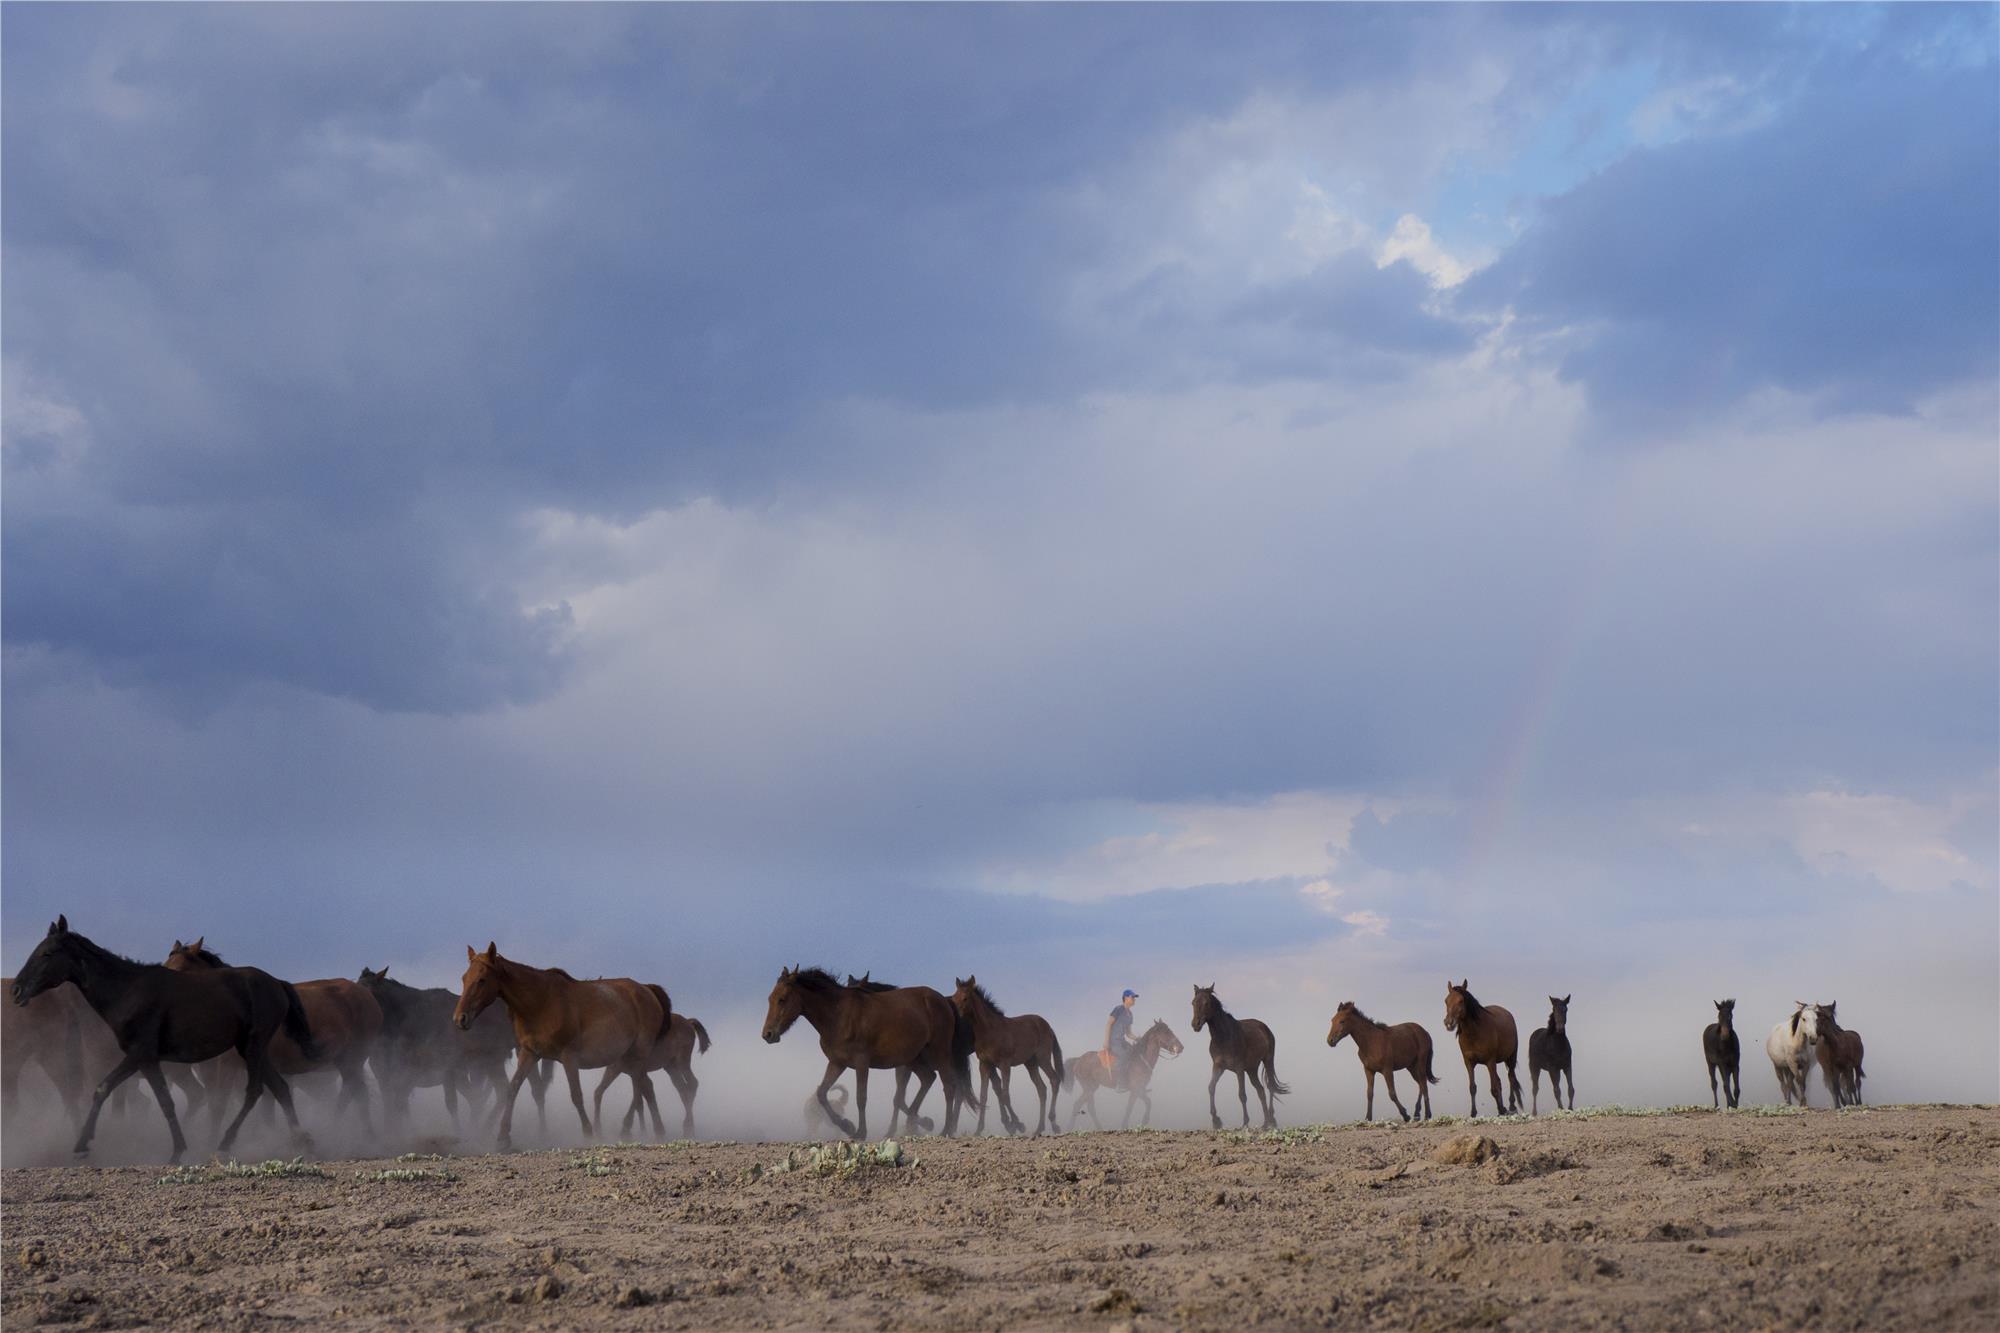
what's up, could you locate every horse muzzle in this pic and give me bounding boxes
[762,1029,779,1044]
[452,1013,472,1031]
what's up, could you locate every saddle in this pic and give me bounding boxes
[1097,1049,1116,1072]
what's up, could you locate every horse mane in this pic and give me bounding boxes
[790,967,847,994]
[543,966,578,981]
[68,932,149,969]
[964,981,1005,1016]
[181,944,230,967]
[1341,1004,1380,1028]
[843,972,896,993]
[1456,986,1485,1020]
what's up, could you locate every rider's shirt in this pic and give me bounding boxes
[1109,1004,1133,1046]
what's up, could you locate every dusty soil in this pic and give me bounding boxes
[3,1105,1995,1330]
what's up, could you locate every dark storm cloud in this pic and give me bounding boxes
[1461,45,2000,424]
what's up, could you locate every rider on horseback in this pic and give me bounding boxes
[1103,988,1139,1087]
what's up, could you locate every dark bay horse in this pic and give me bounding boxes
[9,918,315,1161]
[1813,1002,1866,1107]
[761,966,969,1140]
[593,1008,712,1139]
[1527,994,1574,1114]
[1191,985,1288,1130]
[1326,1001,1438,1121]
[950,977,1063,1136]
[453,944,669,1146]
[167,940,383,1131]
[357,966,546,1134]
[1703,998,1741,1109]
[1066,1018,1182,1129]
[1443,979,1522,1116]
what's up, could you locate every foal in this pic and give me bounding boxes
[1191,985,1287,1129]
[1703,999,1741,1109]
[1527,994,1574,1114]
[951,977,1064,1135]
[1443,979,1522,1116]
[1326,1002,1437,1121]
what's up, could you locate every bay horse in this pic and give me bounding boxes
[1812,1002,1866,1107]
[1326,1001,1438,1121]
[167,940,383,1132]
[761,966,970,1140]
[1442,979,1522,1116]
[1703,998,1741,1108]
[592,1008,713,1139]
[1066,1017,1182,1129]
[357,966,547,1134]
[951,976,1064,1135]
[3,978,99,1120]
[9,917,315,1161]
[1191,985,1288,1129]
[452,944,669,1147]
[1527,994,1574,1114]
[846,972,942,1133]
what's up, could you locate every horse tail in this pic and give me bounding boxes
[1265,1062,1291,1099]
[689,1018,712,1055]
[1424,1051,1441,1085]
[1049,1030,1064,1097]
[280,981,320,1063]
[645,985,673,1043]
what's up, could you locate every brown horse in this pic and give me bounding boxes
[10,918,316,1161]
[3,979,100,1120]
[1191,985,1288,1129]
[1443,978,1522,1116]
[1326,1001,1438,1121]
[1703,998,1742,1109]
[453,944,669,1147]
[1066,1018,1182,1129]
[761,966,970,1140]
[846,972,938,1133]
[950,977,1064,1136]
[592,1009,712,1139]
[166,940,384,1132]
[1812,1002,1866,1107]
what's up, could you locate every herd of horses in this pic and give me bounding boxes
[6,918,1870,1163]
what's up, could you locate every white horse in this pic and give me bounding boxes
[1765,1002,1821,1106]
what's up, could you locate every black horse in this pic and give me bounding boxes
[1703,998,1741,1108]
[358,966,544,1135]
[1527,994,1574,1114]
[9,917,316,1161]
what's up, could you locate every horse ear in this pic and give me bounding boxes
[1563,994,1571,1006]
[193,936,205,952]
[379,965,390,978]
[485,942,497,959]
[1461,977,1469,990]
[49,919,61,937]
[173,939,183,951]
[467,945,477,963]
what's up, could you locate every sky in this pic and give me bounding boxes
[4,3,1997,1127]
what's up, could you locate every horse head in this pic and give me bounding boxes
[762,965,807,1044]
[1443,979,1473,1032]
[1191,984,1218,1031]
[452,943,502,1031]
[10,916,77,1007]
[1327,1000,1359,1048]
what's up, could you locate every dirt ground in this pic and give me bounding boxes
[3,1105,1995,1330]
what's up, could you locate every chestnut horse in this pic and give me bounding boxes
[593,1008,712,1139]
[1066,1017,1182,1129]
[1813,1002,1866,1107]
[1191,985,1288,1129]
[1326,1001,1438,1121]
[761,966,970,1140]
[10,918,315,1161]
[1527,994,1574,1114]
[951,976,1064,1135]
[1443,979,1521,1116]
[167,940,383,1131]
[453,944,669,1147]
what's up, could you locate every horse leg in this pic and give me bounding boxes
[1023,1063,1050,1136]
[1248,1067,1273,1128]
[1236,1069,1252,1128]
[136,1064,191,1162]
[996,1065,1027,1136]
[906,1068,939,1136]
[73,1053,145,1157]
[559,1056,592,1138]
[669,1066,696,1138]
[1708,1061,1719,1109]
[494,1054,534,1148]
[1486,1061,1507,1116]
[1464,1056,1480,1116]
[529,1058,551,1133]
[589,1066,616,1135]
[1531,1064,1542,1116]
[815,1061,857,1138]
[1364,1069,1376,1122]
[850,1067,871,1142]
[975,1062,991,1135]
[1207,1066,1225,1130]
[1383,1069,1410,1122]
[1564,1066,1576,1111]
[344,1057,377,1136]
[1506,1059,1523,1114]
[217,1051,271,1155]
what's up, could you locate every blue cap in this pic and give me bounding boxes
[1122,989,1139,1000]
